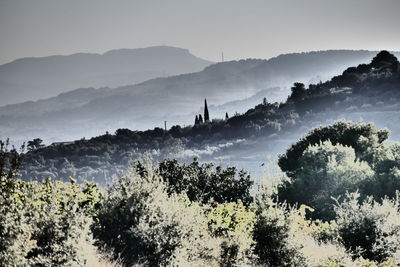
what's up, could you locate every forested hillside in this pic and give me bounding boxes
[1,50,394,144]
[18,51,400,183]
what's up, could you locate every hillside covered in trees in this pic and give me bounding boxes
[2,119,400,266]
[17,51,400,183]
[1,50,395,144]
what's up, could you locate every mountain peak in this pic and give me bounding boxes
[0,46,212,106]
[102,46,191,56]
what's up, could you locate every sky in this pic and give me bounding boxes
[0,0,399,64]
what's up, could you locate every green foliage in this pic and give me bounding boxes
[278,120,389,177]
[278,120,400,220]
[279,140,374,219]
[0,178,100,266]
[157,159,254,205]
[1,139,101,266]
[6,117,400,266]
[310,220,340,245]
[334,192,400,263]
[205,202,255,266]
[206,202,254,237]
[252,187,309,266]
[0,138,24,183]
[92,161,216,266]
[252,183,399,267]
[367,142,400,199]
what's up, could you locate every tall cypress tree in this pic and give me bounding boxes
[195,115,199,125]
[198,114,204,123]
[204,99,210,122]
[225,112,229,120]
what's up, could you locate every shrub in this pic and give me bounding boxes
[205,202,255,266]
[334,191,400,263]
[278,120,389,177]
[252,180,369,267]
[0,178,99,266]
[369,142,400,199]
[252,187,309,266]
[92,160,217,266]
[157,159,254,205]
[277,121,400,220]
[278,141,374,220]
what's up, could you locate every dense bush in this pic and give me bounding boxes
[278,120,389,177]
[252,186,356,267]
[279,140,374,219]
[157,159,254,205]
[278,121,400,220]
[92,160,217,266]
[252,196,308,266]
[334,192,400,263]
[368,142,400,199]
[205,202,255,266]
[0,140,101,266]
[0,178,99,266]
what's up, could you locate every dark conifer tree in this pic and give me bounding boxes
[204,99,210,122]
[198,114,204,123]
[195,115,199,125]
[225,112,229,120]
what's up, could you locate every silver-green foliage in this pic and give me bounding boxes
[280,140,374,219]
[278,120,400,220]
[93,161,216,266]
[0,179,99,266]
[334,191,400,263]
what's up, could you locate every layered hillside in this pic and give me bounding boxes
[1,50,395,144]
[0,46,213,105]
[18,51,400,182]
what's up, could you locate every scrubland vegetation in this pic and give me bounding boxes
[2,120,400,266]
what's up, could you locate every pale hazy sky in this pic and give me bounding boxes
[0,0,399,64]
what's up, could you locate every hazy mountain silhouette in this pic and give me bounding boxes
[0,46,213,105]
[1,50,399,145]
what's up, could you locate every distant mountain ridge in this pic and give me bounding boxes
[0,46,213,105]
[1,49,399,145]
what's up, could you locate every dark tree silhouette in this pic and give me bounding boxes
[263,97,268,106]
[27,138,44,151]
[371,50,399,69]
[157,159,253,205]
[225,112,229,120]
[204,99,210,122]
[194,115,199,125]
[288,82,306,102]
[198,114,204,123]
